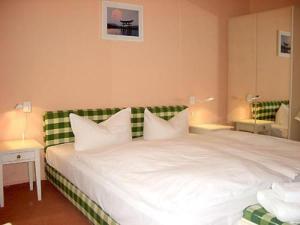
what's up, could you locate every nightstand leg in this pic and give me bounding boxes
[35,151,41,201]
[28,162,34,191]
[0,164,4,207]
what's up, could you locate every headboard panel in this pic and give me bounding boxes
[251,100,289,121]
[43,105,187,149]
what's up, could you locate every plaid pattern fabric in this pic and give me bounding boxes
[46,163,119,225]
[251,100,289,121]
[44,105,187,149]
[243,204,297,225]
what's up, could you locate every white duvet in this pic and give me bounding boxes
[76,131,300,225]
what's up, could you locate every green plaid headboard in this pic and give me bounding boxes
[43,105,187,149]
[251,100,289,121]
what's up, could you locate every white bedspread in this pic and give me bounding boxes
[74,131,300,225]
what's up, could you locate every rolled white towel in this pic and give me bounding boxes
[257,189,300,224]
[272,182,300,203]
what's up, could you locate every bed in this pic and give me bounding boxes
[251,100,289,138]
[44,105,187,225]
[44,105,300,225]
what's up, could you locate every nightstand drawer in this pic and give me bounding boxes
[256,125,270,133]
[1,151,35,163]
[235,119,273,135]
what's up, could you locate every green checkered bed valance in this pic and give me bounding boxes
[46,164,119,225]
[251,100,289,121]
[43,105,187,149]
[243,204,297,225]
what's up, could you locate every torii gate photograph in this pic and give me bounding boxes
[102,1,144,41]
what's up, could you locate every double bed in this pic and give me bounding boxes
[43,105,300,225]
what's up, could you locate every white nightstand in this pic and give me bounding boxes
[190,124,234,134]
[235,119,274,134]
[0,139,43,207]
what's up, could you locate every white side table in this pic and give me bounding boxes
[190,124,234,134]
[0,139,43,207]
[235,119,274,134]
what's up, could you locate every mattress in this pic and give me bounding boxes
[46,143,255,225]
[46,132,300,225]
[46,143,256,225]
[46,143,159,225]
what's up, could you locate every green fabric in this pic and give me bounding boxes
[46,163,119,225]
[43,105,187,149]
[243,204,298,225]
[251,100,289,121]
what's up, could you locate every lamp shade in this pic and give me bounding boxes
[246,94,260,103]
[189,96,215,105]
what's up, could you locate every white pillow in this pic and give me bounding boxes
[275,104,289,128]
[70,108,132,151]
[143,108,189,140]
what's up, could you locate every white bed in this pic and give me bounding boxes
[46,131,300,225]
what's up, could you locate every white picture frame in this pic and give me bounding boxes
[102,1,144,42]
[278,31,291,57]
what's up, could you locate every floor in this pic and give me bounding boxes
[0,181,91,225]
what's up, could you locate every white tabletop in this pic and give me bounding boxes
[234,119,274,125]
[0,139,43,153]
[190,124,234,130]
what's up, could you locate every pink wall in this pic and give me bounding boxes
[228,7,292,122]
[0,0,249,185]
[250,0,300,12]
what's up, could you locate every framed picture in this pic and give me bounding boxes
[278,31,291,57]
[102,1,144,42]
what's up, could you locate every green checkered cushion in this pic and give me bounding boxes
[43,105,187,149]
[243,204,297,225]
[251,100,289,121]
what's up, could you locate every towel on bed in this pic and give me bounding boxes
[272,182,300,203]
[257,189,300,224]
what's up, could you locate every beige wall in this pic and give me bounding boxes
[0,0,249,185]
[228,7,292,122]
[250,0,300,12]
[256,7,292,101]
[228,14,257,121]
[289,6,300,140]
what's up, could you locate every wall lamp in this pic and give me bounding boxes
[246,94,260,103]
[189,96,215,105]
[246,94,261,133]
[15,101,32,140]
